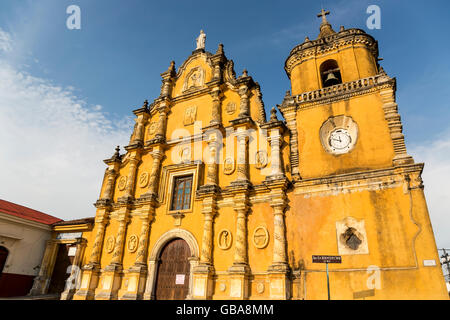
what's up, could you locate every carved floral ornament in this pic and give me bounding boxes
[117,176,127,191]
[148,122,158,136]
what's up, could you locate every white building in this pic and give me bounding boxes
[0,199,61,297]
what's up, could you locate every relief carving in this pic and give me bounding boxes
[117,176,127,191]
[252,226,269,249]
[183,106,197,126]
[217,229,232,250]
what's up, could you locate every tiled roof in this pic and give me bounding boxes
[0,199,62,225]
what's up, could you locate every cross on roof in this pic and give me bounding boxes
[317,8,330,24]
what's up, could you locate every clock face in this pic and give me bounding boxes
[329,129,352,151]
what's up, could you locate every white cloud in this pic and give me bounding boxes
[0,29,132,220]
[0,29,13,53]
[410,134,450,248]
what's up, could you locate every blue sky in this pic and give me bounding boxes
[0,0,449,247]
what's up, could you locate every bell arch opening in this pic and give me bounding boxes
[320,59,342,87]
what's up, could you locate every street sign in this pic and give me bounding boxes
[312,255,342,300]
[312,255,342,264]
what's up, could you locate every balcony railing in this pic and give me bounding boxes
[294,75,386,104]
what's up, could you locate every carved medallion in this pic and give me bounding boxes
[226,102,236,115]
[106,236,115,253]
[117,176,127,191]
[255,151,268,169]
[180,146,191,163]
[256,281,265,294]
[148,122,158,136]
[138,172,149,188]
[252,226,269,249]
[127,235,139,253]
[183,106,197,126]
[223,157,235,175]
[219,282,227,292]
[217,229,232,250]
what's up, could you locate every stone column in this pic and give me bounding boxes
[88,215,109,266]
[268,192,290,300]
[110,216,129,266]
[228,195,250,299]
[235,132,249,183]
[73,212,109,300]
[268,129,284,179]
[192,196,217,299]
[209,88,222,126]
[120,205,155,300]
[155,105,169,140]
[102,169,118,201]
[144,150,164,197]
[95,208,129,300]
[238,85,250,118]
[205,137,219,186]
[123,157,140,200]
[271,205,288,266]
[233,208,248,265]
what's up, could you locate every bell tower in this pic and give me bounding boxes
[280,9,413,180]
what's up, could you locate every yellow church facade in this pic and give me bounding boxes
[40,12,448,300]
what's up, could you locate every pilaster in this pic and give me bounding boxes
[73,209,110,300]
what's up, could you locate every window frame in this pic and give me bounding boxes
[170,174,194,211]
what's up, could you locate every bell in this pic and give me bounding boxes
[324,72,340,87]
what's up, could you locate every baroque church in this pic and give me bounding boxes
[31,10,448,300]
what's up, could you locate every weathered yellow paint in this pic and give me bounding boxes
[68,17,448,301]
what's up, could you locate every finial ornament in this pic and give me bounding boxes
[270,107,278,121]
[242,69,248,77]
[317,8,330,24]
[143,99,149,110]
[111,145,121,161]
[196,30,206,50]
[216,43,224,55]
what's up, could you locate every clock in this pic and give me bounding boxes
[329,129,352,151]
[319,115,358,155]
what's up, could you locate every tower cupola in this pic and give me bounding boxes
[285,9,380,95]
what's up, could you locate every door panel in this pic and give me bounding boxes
[155,238,190,300]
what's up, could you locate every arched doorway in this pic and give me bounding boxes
[0,246,8,275]
[154,238,191,300]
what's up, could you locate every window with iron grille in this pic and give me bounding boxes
[170,175,193,211]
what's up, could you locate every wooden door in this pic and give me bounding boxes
[155,238,191,300]
[0,246,8,274]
